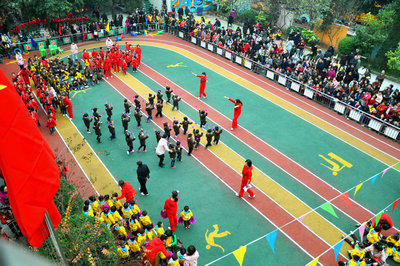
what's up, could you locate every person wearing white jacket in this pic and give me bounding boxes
[70,43,78,60]
[184,245,199,266]
[155,134,170,168]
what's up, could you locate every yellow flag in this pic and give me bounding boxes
[308,256,320,266]
[105,23,110,33]
[354,183,363,196]
[233,246,247,266]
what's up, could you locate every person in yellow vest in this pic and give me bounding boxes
[177,248,186,265]
[112,192,123,209]
[385,242,396,259]
[137,228,147,247]
[117,241,130,259]
[104,195,114,208]
[179,206,195,229]
[129,200,141,215]
[129,214,142,234]
[153,221,164,238]
[386,233,400,247]
[127,236,141,255]
[168,253,180,266]
[121,202,133,219]
[101,208,116,228]
[140,210,153,230]
[393,246,400,263]
[110,206,123,222]
[146,228,154,241]
[89,195,100,215]
[83,205,94,217]
[338,255,366,266]
[367,226,382,244]
[114,222,128,240]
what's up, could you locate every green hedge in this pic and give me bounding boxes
[338,36,357,55]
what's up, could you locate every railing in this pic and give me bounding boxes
[167,27,400,142]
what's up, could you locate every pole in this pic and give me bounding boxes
[44,212,68,265]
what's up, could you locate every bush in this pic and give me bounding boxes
[338,36,356,55]
[286,25,302,36]
[39,180,118,265]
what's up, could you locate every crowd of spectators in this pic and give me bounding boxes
[166,13,400,127]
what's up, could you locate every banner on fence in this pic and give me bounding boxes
[62,36,71,45]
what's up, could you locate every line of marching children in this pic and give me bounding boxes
[339,213,399,265]
[82,83,223,168]
[83,193,197,265]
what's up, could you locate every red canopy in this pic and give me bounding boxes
[0,69,61,247]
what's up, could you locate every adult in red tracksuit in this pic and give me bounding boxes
[135,45,142,66]
[238,159,255,198]
[112,51,120,72]
[20,67,32,84]
[62,95,74,118]
[116,180,136,203]
[224,96,243,130]
[192,72,207,99]
[82,49,92,69]
[103,56,112,78]
[163,190,179,231]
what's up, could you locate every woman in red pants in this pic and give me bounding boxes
[224,96,242,130]
[192,72,208,99]
[237,159,255,198]
[163,190,179,231]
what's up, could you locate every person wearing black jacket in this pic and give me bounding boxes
[125,130,136,155]
[82,113,93,133]
[136,160,150,195]
[121,113,131,131]
[105,103,113,121]
[108,120,116,140]
[93,121,102,143]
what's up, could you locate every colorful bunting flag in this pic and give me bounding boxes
[393,199,400,214]
[354,183,363,196]
[298,214,307,222]
[266,230,278,254]
[320,202,338,218]
[381,167,389,177]
[371,174,379,184]
[308,257,320,266]
[396,162,400,169]
[359,222,366,240]
[334,239,344,261]
[375,212,383,225]
[233,246,247,266]
[340,192,352,208]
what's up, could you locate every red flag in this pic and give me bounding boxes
[58,23,62,35]
[393,199,400,214]
[340,192,352,208]
[0,69,61,247]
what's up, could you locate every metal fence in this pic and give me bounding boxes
[167,27,400,142]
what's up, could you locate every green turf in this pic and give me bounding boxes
[140,45,400,217]
[131,70,358,233]
[69,80,311,265]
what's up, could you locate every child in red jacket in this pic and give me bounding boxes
[46,115,56,135]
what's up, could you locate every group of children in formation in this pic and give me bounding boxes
[339,214,399,265]
[81,83,224,167]
[11,56,76,135]
[83,193,196,264]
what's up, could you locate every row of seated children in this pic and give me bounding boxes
[339,217,399,265]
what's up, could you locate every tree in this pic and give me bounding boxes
[386,48,400,71]
[0,1,22,32]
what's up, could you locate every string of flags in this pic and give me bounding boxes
[229,161,400,266]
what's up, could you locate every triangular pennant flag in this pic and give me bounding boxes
[334,239,344,261]
[396,162,400,169]
[393,199,400,214]
[359,222,366,240]
[381,167,389,177]
[308,257,320,266]
[375,212,383,226]
[265,230,278,254]
[320,202,338,218]
[340,192,352,208]
[298,214,307,222]
[354,183,363,196]
[233,246,247,266]
[371,174,379,184]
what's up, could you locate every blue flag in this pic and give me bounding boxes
[30,35,38,49]
[334,239,344,261]
[371,174,379,184]
[266,230,278,254]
